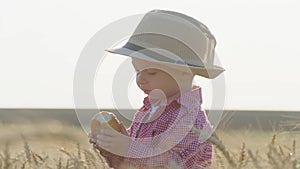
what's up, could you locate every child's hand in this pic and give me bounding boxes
[95,121,131,157]
[88,132,96,146]
[89,127,128,168]
[88,132,102,150]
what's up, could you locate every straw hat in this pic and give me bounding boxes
[106,9,225,79]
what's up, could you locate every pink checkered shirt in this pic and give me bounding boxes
[123,86,212,169]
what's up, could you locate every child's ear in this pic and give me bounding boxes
[180,71,195,80]
[176,72,194,86]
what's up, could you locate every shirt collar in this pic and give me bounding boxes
[142,86,202,111]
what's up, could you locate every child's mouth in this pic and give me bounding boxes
[142,89,151,94]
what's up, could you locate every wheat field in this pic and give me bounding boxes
[0,122,299,169]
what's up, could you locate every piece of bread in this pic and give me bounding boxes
[90,111,121,155]
[90,111,121,138]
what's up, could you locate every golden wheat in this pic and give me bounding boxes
[0,123,299,169]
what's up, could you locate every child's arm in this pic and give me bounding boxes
[88,122,130,168]
[123,111,212,168]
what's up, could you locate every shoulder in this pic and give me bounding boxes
[194,109,210,129]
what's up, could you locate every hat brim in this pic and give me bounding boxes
[106,47,225,79]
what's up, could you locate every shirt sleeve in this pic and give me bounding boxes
[124,110,212,168]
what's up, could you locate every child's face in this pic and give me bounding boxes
[132,58,184,100]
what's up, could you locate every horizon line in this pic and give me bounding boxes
[0,107,299,112]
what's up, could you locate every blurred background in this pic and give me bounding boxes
[0,1,299,168]
[1,0,300,110]
[1,0,299,136]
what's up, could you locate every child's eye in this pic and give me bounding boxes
[147,71,157,75]
[147,70,157,75]
[134,68,157,75]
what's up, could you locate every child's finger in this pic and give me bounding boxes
[89,137,96,144]
[93,143,101,150]
[100,129,118,137]
[88,132,96,144]
[96,140,111,150]
[97,134,112,143]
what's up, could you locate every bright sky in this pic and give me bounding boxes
[0,0,299,110]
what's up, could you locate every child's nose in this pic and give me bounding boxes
[136,72,147,85]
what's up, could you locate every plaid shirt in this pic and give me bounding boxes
[123,86,212,169]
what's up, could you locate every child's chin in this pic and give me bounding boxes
[143,90,151,94]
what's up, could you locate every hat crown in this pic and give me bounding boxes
[128,9,217,67]
[106,9,225,78]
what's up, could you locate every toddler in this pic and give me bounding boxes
[89,9,224,169]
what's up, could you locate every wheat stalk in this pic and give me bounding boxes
[20,160,26,169]
[83,150,97,168]
[237,142,246,168]
[191,127,237,168]
[214,147,225,169]
[247,149,262,169]
[59,147,72,157]
[3,142,11,169]
[65,159,70,169]
[77,143,82,160]
[57,157,62,169]
[21,134,32,164]
[92,147,107,167]
[292,139,298,169]
[33,152,46,163]
[0,152,2,169]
